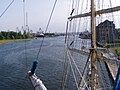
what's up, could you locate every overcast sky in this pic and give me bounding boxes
[0,0,119,33]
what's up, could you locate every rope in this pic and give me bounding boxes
[0,0,15,18]
[23,0,26,28]
[74,0,80,48]
[68,0,75,47]
[67,48,89,89]
[62,46,69,90]
[64,0,90,88]
[78,50,91,88]
[76,0,84,49]
[62,44,89,90]
[36,0,58,59]
[109,0,116,48]
[65,21,69,43]
[71,0,75,10]
[24,34,28,69]
[71,0,81,48]
[66,48,79,90]
[62,0,75,88]
[22,0,28,70]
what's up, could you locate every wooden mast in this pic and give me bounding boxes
[90,0,97,89]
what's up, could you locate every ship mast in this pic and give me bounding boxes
[90,0,97,89]
[67,0,120,89]
[91,0,96,49]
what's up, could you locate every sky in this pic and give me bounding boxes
[0,0,70,33]
[0,0,119,33]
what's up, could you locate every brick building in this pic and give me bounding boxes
[96,20,115,43]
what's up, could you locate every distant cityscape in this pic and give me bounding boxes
[0,20,120,44]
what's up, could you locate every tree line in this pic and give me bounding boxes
[0,31,30,40]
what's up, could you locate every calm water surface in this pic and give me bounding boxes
[0,36,87,90]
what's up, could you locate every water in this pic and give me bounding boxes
[0,36,87,90]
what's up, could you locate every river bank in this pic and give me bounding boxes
[0,39,31,44]
[111,48,120,59]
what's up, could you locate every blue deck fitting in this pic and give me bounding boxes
[31,60,38,75]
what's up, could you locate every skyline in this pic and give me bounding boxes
[0,0,120,33]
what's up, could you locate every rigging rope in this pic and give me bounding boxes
[109,0,116,48]
[67,49,80,90]
[72,0,80,48]
[71,0,75,10]
[62,44,89,89]
[68,0,75,47]
[22,0,28,70]
[63,0,75,88]
[24,32,28,69]
[67,48,89,89]
[0,0,15,18]
[74,0,80,48]
[65,21,69,43]
[36,0,58,59]
[76,0,85,49]
[64,0,90,89]
[62,45,70,90]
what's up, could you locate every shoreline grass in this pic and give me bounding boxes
[110,47,120,56]
[0,39,31,44]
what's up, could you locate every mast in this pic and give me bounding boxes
[23,0,26,29]
[90,0,97,90]
[91,0,96,48]
[26,12,28,26]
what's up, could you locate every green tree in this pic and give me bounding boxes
[0,32,4,40]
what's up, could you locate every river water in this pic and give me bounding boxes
[0,36,88,90]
